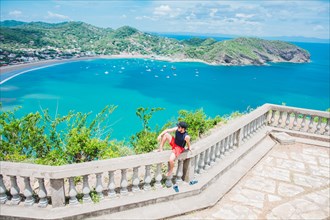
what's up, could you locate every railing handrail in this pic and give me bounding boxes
[268,104,330,117]
[0,103,328,179]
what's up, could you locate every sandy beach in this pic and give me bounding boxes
[0,56,102,75]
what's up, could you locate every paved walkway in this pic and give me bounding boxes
[172,142,330,220]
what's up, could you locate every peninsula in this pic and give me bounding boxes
[0,20,310,67]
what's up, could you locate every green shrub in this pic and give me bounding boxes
[131,130,158,154]
[0,108,49,161]
[177,109,223,140]
[131,107,164,154]
[0,104,121,165]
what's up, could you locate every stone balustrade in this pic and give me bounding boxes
[268,105,329,135]
[0,104,329,215]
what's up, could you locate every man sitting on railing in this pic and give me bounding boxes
[155,122,191,177]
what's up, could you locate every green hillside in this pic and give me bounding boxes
[0,20,310,65]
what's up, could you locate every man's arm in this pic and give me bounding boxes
[157,127,177,141]
[185,135,191,150]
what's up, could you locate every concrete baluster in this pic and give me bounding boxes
[263,112,269,127]
[37,178,48,207]
[250,121,254,135]
[232,131,238,150]
[209,145,216,165]
[285,112,291,129]
[120,169,128,195]
[214,142,221,162]
[236,129,243,148]
[270,110,276,126]
[324,118,330,135]
[315,117,322,134]
[254,118,259,131]
[176,160,183,184]
[260,115,264,127]
[252,119,257,133]
[0,175,7,204]
[259,114,264,128]
[277,111,284,127]
[203,148,210,170]
[95,173,104,200]
[155,163,162,189]
[292,113,298,130]
[307,116,314,133]
[241,125,247,143]
[300,115,307,131]
[220,139,225,158]
[228,134,234,152]
[249,120,254,134]
[256,117,261,131]
[246,123,252,138]
[132,167,140,192]
[144,165,151,191]
[197,151,205,174]
[215,142,221,161]
[224,137,230,155]
[256,115,262,131]
[82,175,92,203]
[10,176,20,205]
[194,154,200,174]
[107,171,116,197]
[68,177,78,205]
[23,177,34,206]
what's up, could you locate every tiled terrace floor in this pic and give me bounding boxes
[172,142,330,220]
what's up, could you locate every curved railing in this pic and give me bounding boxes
[0,104,329,213]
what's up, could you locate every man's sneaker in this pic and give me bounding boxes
[189,180,198,185]
[173,184,179,192]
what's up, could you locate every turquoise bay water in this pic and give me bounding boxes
[0,42,329,140]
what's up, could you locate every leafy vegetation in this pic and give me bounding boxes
[130,107,164,154]
[177,109,223,140]
[0,103,228,164]
[0,105,122,165]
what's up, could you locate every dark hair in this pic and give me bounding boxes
[177,121,188,129]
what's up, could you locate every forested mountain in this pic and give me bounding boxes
[0,20,310,65]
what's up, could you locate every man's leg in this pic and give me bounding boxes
[167,152,176,177]
[158,133,172,151]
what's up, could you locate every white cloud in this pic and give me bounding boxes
[121,14,127,19]
[154,5,172,16]
[47,11,69,20]
[235,13,255,19]
[9,10,22,16]
[135,16,157,21]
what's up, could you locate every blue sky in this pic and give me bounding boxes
[1,0,329,39]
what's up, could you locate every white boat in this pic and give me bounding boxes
[105,71,109,74]
[146,69,151,72]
